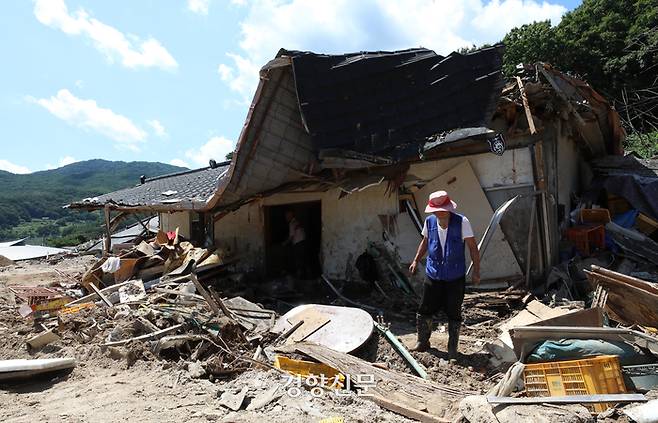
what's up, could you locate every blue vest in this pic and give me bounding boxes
[425,213,466,281]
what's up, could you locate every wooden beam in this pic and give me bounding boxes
[487,394,646,405]
[188,270,223,318]
[103,205,112,256]
[516,76,537,135]
[371,395,449,423]
[88,282,113,307]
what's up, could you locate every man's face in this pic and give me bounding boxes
[434,211,450,220]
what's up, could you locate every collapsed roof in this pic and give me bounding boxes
[285,45,505,160]
[69,46,507,212]
[69,45,622,214]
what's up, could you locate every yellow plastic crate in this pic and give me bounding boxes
[274,355,345,388]
[524,355,627,413]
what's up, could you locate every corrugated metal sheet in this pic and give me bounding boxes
[0,245,70,261]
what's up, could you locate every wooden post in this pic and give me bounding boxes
[516,76,537,135]
[103,204,112,256]
[525,196,537,289]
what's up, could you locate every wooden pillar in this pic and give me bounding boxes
[103,204,112,256]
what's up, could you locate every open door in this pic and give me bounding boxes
[264,201,322,278]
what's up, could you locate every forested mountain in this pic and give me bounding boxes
[0,160,186,245]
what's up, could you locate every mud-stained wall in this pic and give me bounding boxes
[212,185,398,279]
[163,145,585,282]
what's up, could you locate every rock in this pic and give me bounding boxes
[188,361,206,379]
[624,399,658,423]
[495,403,593,423]
[246,386,281,411]
[459,396,593,423]
[219,386,248,411]
[459,395,499,423]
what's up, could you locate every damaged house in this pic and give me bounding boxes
[68,44,624,291]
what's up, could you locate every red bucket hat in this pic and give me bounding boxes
[425,190,457,213]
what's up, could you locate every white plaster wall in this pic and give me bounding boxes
[213,185,398,279]
[159,211,191,239]
[410,148,534,187]
[394,149,534,272]
[557,133,580,218]
[212,149,534,281]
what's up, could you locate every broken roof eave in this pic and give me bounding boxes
[67,199,210,213]
[421,130,544,161]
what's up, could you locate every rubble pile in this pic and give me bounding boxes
[2,203,658,422]
[2,230,279,381]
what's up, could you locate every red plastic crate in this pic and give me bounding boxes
[566,225,605,256]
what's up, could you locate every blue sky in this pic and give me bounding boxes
[0,0,581,174]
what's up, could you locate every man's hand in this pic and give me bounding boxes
[409,259,418,275]
[471,270,481,285]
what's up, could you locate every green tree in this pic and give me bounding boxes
[502,21,558,75]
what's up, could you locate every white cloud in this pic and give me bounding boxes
[45,156,78,170]
[34,0,177,70]
[185,136,234,167]
[0,159,30,174]
[187,0,210,15]
[218,0,566,101]
[58,156,77,167]
[147,119,168,138]
[29,89,147,151]
[169,158,190,168]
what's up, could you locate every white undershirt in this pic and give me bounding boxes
[421,215,474,252]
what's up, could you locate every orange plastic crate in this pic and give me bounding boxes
[524,355,627,413]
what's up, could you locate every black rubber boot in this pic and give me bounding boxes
[448,320,461,360]
[410,314,431,352]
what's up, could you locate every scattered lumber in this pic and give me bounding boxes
[278,342,471,422]
[585,265,658,327]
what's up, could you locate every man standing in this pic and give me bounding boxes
[284,210,307,278]
[409,190,480,359]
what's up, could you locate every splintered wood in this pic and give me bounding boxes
[280,342,471,422]
[585,265,658,327]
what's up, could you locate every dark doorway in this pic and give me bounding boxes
[264,201,322,278]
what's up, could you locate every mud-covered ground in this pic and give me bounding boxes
[0,256,520,422]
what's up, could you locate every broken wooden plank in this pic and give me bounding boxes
[207,286,236,319]
[371,395,449,423]
[104,323,184,347]
[276,320,304,344]
[585,269,658,327]
[278,342,469,423]
[285,308,331,344]
[26,329,60,350]
[188,271,223,318]
[88,282,113,307]
[487,393,646,405]
[516,77,537,135]
[589,265,658,295]
[66,280,138,306]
